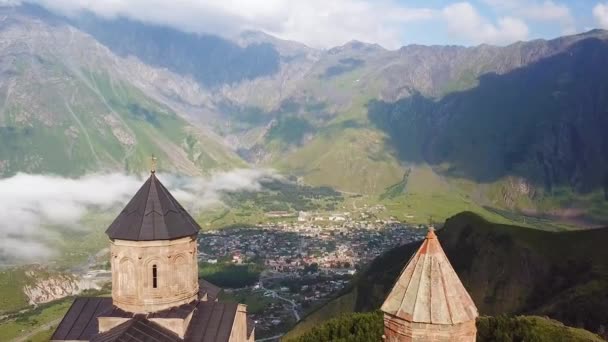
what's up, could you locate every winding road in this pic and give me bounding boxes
[258,280,301,321]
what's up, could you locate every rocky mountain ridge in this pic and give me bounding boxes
[2,4,608,222]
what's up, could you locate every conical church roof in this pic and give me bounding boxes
[106,172,200,241]
[381,228,478,324]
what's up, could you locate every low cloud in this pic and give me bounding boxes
[0,169,278,264]
[594,3,608,29]
[14,0,436,49]
[443,2,529,45]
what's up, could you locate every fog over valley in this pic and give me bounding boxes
[0,169,279,263]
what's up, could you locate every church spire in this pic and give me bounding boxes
[105,171,200,241]
[381,224,478,341]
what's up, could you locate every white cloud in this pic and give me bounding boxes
[20,0,436,49]
[0,169,279,263]
[483,0,575,34]
[0,173,140,263]
[524,1,570,22]
[594,3,608,29]
[525,1,575,33]
[443,2,529,45]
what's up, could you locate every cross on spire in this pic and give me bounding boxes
[151,155,157,174]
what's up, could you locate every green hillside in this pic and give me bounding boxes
[287,212,608,339]
[0,27,244,176]
[287,312,604,342]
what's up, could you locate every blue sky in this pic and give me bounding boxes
[398,0,602,46]
[16,0,608,48]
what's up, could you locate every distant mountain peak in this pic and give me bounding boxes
[235,29,316,57]
[327,40,385,54]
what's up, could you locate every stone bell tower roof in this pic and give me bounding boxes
[105,172,200,241]
[381,227,478,324]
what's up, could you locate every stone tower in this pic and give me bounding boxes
[51,171,254,341]
[105,170,200,313]
[381,227,478,342]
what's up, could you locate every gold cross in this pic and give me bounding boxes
[151,155,157,173]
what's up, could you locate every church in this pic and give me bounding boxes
[51,168,254,341]
[381,226,478,341]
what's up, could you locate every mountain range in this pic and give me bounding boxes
[1,4,608,223]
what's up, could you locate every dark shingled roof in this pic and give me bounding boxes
[106,172,200,241]
[184,302,239,342]
[198,279,222,302]
[149,301,197,319]
[52,297,249,342]
[51,297,113,341]
[91,316,182,342]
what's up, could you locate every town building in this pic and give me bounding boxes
[51,170,254,342]
[381,227,478,341]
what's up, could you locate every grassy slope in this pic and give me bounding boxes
[0,57,244,177]
[287,212,608,338]
[0,269,31,313]
[286,312,604,342]
[275,123,404,195]
[0,298,72,341]
[0,267,81,315]
[0,289,111,341]
[272,65,404,195]
[285,290,358,340]
[380,165,520,225]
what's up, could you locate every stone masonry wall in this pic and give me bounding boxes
[110,236,199,313]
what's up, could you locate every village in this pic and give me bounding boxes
[197,211,427,337]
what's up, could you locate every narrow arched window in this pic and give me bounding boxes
[152,264,158,289]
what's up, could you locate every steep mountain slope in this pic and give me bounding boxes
[369,34,608,222]
[289,212,608,338]
[0,6,244,176]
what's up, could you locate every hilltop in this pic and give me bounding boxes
[287,212,608,339]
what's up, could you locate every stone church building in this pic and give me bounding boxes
[51,171,254,341]
[381,227,478,341]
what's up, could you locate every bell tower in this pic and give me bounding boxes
[105,169,200,313]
